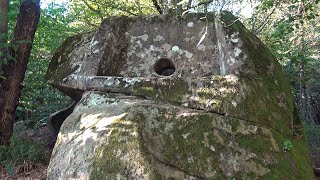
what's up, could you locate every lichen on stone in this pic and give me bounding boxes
[46,11,314,180]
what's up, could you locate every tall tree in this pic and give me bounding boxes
[0,0,9,74]
[0,0,40,145]
[0,0,8,44]
[297,1,307,122]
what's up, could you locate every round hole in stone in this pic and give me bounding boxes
[154,58,176,76]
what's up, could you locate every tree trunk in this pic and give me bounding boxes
[0,0,40,145]
[0,0,8,43]
[299,60,307,121]
[298,1,307,123]
[0,0,9,67]
[0,0,10,145]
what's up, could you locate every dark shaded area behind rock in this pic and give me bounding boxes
[47,101,78,144]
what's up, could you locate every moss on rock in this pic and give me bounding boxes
[46,11,314,180]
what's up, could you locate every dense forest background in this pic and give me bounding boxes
[0,0,319,178]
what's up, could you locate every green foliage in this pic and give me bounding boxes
[0,135,46,176]
[304,123,320,158]
[8,0,20,36]
[247,0,320,142]
[247,0,319,64]
[70,0,156,28]
[15,2,79,127]
[0,1,25,80]
[283,139,293,151]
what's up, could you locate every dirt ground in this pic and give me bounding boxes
[0,126,53,180]
[0,166,47,180]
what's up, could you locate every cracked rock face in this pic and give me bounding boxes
[46,12,314,179]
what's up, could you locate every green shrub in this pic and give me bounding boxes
[304,122,320,157]
[0,135,47,176]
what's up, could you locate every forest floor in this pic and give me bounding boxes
[0,126,53,180]
[0,166,47,180]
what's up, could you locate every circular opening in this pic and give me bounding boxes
[153,58,176,76]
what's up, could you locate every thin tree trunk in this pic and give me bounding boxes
[299,57,307,121]
[0,0,9,43]
[0,0,9,71]
[0,0,10,145]
[0,0,40,145]
[298,1,307,123]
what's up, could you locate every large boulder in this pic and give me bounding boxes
[46,12,314,179]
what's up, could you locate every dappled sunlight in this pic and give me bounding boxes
[95,113,128,131]
[176,111,199,118]
[60,112,131,145]
[79,113,103,129]
[178,74,241,113]
[79,113,127,130]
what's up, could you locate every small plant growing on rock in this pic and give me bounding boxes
[283,139,293,151]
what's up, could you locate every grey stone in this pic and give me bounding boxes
[46,12,314,179]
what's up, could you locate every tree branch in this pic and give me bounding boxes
[152,0,163,14]
[81,0,103,21]
[189,0,213,9]
[82,16,99,28]
[254,4,278,34]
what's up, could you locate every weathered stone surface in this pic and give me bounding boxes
[46,12,314,179]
